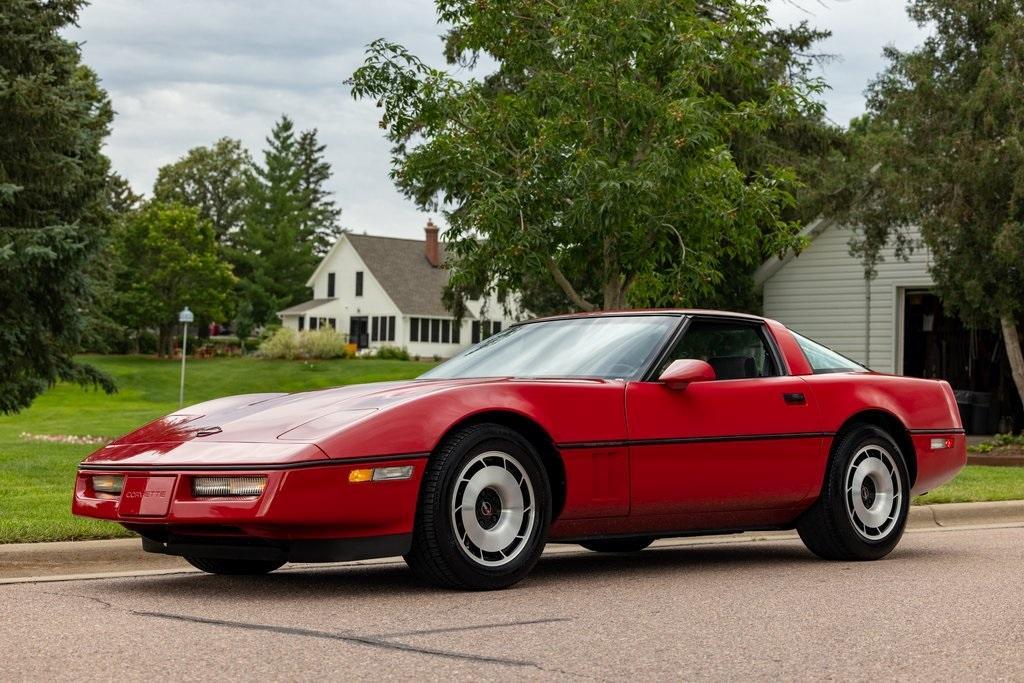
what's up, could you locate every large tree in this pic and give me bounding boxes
[350,0,824,313]
[112,202,235,356]
[832,0,1024,410]
[152,137,254,248]
[237,116,339,324]
[0,0,115,413]
[296,129,343,256]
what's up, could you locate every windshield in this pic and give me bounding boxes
[791,332,868,374]
[421,315,679,380]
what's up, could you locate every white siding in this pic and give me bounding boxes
[281,235,403,338]
[761,223,934,374]
[281,233,518,358]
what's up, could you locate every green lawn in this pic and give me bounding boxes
[0,355,434,543]
[913,466,1024,505]
[1,355,1022,543]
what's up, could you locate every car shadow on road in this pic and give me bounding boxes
[110,539,950,601]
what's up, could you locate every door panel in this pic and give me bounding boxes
[626,377,825,514]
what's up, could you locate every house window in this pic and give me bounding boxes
[371,316,394,343]
[441,319,450,343]
[327,318,336,329]
[472,320,501,343]
[410,317,420,342]
[327,272,336,298]
[452,321,461,344]
[355,271,363,296]
[298,316,305,331]
[431,319,441,343]
[309,317,319,331]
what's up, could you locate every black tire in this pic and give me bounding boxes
[798,424,910,561]
[579,537,654,553]
[184,556,285,575]
[404,423,552,590]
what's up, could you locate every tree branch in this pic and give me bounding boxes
[545,255,595,311]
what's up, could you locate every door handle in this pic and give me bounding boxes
[783,392,806,405]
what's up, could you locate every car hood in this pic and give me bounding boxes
[104,377,500,448]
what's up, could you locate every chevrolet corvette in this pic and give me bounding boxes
[73,311,966,589]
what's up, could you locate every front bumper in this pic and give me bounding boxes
[72,456,426,550]
[140,532,413,563]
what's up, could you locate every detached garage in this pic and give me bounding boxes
[756,219,1021,435]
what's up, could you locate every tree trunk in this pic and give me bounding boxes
[1000,314,1024,414]
[158,325,172,358]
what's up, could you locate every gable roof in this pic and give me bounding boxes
[346,233,471,319]
[278,298,334,315]
[753,216,836,287]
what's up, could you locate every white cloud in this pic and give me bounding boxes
[68,1,929,240]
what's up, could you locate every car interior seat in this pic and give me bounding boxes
[708,355,757,380]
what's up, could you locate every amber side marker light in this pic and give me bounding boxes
[192,476,267,497]
[348,466,414,483]
[92,474,124,498]
[930,437,955,450]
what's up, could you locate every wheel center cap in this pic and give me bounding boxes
[475,488,502,530]
[861,479,877,507]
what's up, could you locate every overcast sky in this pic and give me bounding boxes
[67,0,928,239]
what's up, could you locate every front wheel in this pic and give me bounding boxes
[184,556,285,575]
[798,424,910,561]
[404,423,551,590]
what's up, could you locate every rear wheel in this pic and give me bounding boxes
[184,556,285,575]
[405,423,551,590]
[580,537,654,553]
[798,424,910,561]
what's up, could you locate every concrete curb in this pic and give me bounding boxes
[3,500,1024,582]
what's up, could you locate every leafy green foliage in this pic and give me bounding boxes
[374,345,411,360]
[0,0,116,413]
[153,137,254,247]
[297,327,348,359]
[350,0,827,313]
[969,433,1024,454]
[830,0,1024,408]
[112,202,235,355]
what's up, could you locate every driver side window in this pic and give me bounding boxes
[661,319,780,380]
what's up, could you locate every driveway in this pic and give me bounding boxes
[2,524,1022,680]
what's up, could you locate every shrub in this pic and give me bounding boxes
[258,327,299,359]
[298,327,348,359]
[375,345,410,360]
[969,433,1024,453]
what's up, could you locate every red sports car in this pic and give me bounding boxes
[73,311,965,589]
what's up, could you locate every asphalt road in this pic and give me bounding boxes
[2,525,1023,681]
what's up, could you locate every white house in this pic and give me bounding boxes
[277,220,517,358]
[756,219,1017,434]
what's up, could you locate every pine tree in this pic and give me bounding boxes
[0,0,116,413]
[296,129,343,256]
[237,116,320,324]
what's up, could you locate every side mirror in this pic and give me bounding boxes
[659,359,716,390]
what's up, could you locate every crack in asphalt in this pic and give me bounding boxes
[374,616,570,639]
[42,591,113,610]
[131,610,544,668]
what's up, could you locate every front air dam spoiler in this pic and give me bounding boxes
[140,533,413,563]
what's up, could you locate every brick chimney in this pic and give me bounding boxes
[424,219,440,267]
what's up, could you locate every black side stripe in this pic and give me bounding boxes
[908,428,966,435]
[77,452,430,472]
[557,432,835,450]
